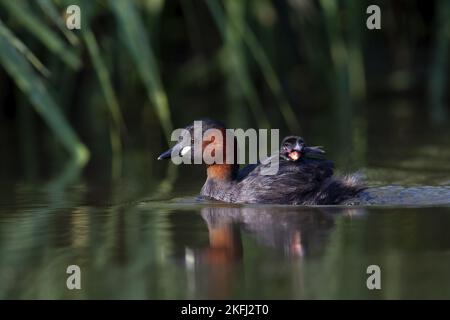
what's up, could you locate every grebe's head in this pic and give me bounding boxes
[280,136,305,161]
[280,136,327,162]
[157,119,229,164]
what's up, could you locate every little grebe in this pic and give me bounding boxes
[158,120,364,205]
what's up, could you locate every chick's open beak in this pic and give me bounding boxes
[288,150,301,161]
[288,141,304,161]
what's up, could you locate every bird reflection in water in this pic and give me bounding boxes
[184,205,364,298]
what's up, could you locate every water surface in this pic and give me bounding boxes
[1,103,450,299]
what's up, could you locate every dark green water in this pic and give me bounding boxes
[1,103,450,299]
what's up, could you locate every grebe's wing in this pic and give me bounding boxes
[236,163,259,181]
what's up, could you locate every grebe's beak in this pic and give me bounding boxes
[157,147,174,160]
[293,141,304,153]
[158,143,192,160]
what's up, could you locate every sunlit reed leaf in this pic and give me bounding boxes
[205,0,270,128]
[0,0,81,69]
[239,24,300,132]
[36,0,80,47]
[206,0,300,132]
[0,20,89,164]
[318,0,349,106]
[82,29,124,178]
[0,19,50,77]
[109,0,173,142]
[83,30,125,132]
